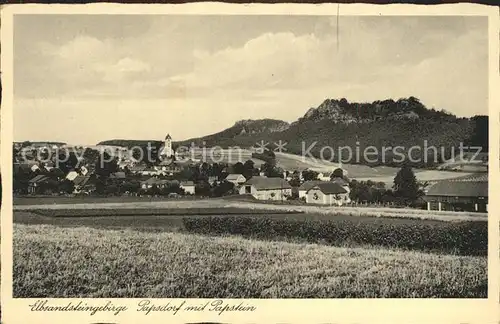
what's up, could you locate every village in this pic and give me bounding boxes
[13,133,488,213]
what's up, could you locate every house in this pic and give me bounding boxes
[298,180,323,199]
[180,181,195,195]
[139,167,163,176]
[141,177,170,190]
[424,177,488,212]
[80,165,89,176]
[65,170,79,181]
[159,163,182,174]
[129,165,147,174]
[239,176,292,201]
[225,174,246,185]
[73,175,92,194]
[330,177,351,194]
[208,176,219,185]
[28,175,50,194]
[109,172,127,180]
[43,161,55,172]
[317,172,333,181]
[305,182,350,206]
[30,163,40,173]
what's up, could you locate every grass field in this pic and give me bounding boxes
[14,209,455,237]
[14,196,487,222]
[13,223,487,298]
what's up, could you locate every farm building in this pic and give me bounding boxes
[109,172,127,180]
[66,170,79,181]
[298,180,323,199]
[27,175,50,194]
[141,177,169,190]
[72,175,95,194]
[317,172,333,181]
[225,174,246,185]
[424,176,488,212]
[305,182,350,206]
[180,181,196,195]
[239,176,292,201]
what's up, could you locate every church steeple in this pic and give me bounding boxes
[163,134,173,158]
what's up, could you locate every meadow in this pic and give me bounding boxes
[14,223,487,298]
[14,196,486,222]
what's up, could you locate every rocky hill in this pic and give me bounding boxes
[99,97,488,168]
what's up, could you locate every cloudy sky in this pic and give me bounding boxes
[14,15,488,145]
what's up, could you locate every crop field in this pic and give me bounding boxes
[14,224,487,298]
[15,207,486,257]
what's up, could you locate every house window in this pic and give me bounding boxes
[245,185,252,193]
[313,193,319,200]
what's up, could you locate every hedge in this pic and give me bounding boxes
[183,216,487,256]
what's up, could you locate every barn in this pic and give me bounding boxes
[424,174,488,212]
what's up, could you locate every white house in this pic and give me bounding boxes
[239,176,292,201]
[298,180,323,199]
[180,181,196,195]
[225,174,246,185]
[30,164,40,173]
[306,182,350,206]
[317,172,333,181]
[80,165,89,176]
[66,170,79,181]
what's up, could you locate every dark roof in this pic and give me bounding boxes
[109,172,126,179]
[426,180,488,198]
[244,176,292,190]
[29,175,49,183]
[450,173,488,182]
[73,175,90,187]
[165,134,172,140]
[141,177,171,185]
[129,165,146,172]
[309,182,348,195]
[298,180,323,190]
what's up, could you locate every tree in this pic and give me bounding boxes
[331,168,344,179]
[195,180,211,196]
[233,162,245,175]
[58,152,79,174]
[302,169,319,181]
[261,162,282,178]
[212,181,235,197]
[95,152,118,178]
[243,160,256,179]
[83,148,100,164]
[393,164,421,205]
[59,179,75,194]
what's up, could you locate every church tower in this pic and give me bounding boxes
[164,134,173,158]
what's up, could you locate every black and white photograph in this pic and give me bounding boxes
[5,6,495,304]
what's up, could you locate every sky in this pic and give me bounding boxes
[14,15,488,145]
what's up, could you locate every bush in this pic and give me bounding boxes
[183,216,487,256]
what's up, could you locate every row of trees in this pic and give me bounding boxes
[348,165,425,206]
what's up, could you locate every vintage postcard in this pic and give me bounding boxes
[1,3,499,324]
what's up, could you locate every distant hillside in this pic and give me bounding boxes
[15,141,67,146]
[98,97,488,168]
[97,139,163,148]
[177,97,488,168]
[179,119,290,147]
